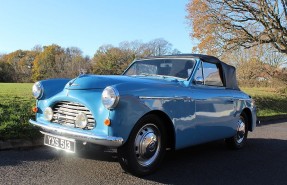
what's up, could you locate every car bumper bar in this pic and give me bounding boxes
[29,119,123,147]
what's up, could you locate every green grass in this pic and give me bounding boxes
[0,83,34,97]
[0,83,286,140]
[241,87,287,118]
[0,83,41,140]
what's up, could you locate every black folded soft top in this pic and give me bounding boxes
[144,54,240,90]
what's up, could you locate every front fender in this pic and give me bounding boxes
[108,95,151,143]
[38,78,70,99]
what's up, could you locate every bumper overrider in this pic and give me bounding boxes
[29,119,124,147]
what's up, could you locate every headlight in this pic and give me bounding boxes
[44,107,53,121]
[101,86,119,109]
[75,112,88,128]
[32,82,43,99]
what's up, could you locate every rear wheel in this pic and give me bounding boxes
[225,112,249,149]
[117,114,166,177]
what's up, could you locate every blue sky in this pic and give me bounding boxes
[0,0,194,57]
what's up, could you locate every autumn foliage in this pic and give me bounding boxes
[186,0,220,55]
[0,45,91,82]
[186,0,287,90]
[0,38,179,82]
[186,0,287,56]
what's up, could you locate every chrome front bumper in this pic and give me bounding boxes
[29,119,123,147]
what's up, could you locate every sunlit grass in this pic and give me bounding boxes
[0,83,33,97]
[241,87,277,97]
[242,87,287,118]
[0,83,41,140]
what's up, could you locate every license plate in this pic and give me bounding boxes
[44,133,75,153]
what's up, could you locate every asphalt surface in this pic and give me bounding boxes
[0,120,286,185]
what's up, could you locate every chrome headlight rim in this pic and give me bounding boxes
[32,82,44,99]
[101,86,120,109]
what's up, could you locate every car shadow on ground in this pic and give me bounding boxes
[75,143,118,162]
[143,138,287,185]
[0,144,118,167]
[257,117,287,126]
[74,138,287,185]
[1,138,286,185]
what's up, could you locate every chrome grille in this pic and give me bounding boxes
[52,101,95,129]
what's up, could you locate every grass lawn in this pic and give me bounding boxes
[0,83,286,140]
[241,87,287,119]
[0,83,41,140]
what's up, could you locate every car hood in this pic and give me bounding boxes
[65,75,182,90]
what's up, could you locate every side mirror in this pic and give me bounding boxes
[194,77,204,85]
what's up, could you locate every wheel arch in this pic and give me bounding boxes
[142,110,176,151]
[242,108,252,131]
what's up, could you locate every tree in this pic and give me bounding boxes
[118,38,179,57]
[186,0,287,55]
[18,51,39,82]
[119,40,144,57]
[64,47,91,77]
[222,45,287,87]
[92,39,180,75]
[2,50,27,81]
[32,44,65,81]
[32,45,43,52]
[0,61,15,82]
[0,50,40,82]
[92,45,135,75]
[143,38,173,56]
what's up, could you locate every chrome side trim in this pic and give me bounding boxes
[235,98,251,101]
[29,119,123,147]
[139,96,192,100]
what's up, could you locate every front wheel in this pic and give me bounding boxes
[225,112,249,149]
[117,114,166,177]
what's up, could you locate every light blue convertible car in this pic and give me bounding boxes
[30,54,256,176]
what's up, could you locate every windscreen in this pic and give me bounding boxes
[124,58,196,79]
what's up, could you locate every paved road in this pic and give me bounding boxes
[0,120,286,185]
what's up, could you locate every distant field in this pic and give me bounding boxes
[0,83,286,140]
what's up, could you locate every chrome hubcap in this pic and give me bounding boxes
[134,124,160,166]
[236,118,246,144]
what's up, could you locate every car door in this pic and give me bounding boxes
[189,60,236,145]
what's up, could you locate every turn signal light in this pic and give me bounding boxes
[32,107,38,113]
[104,119,111,126]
